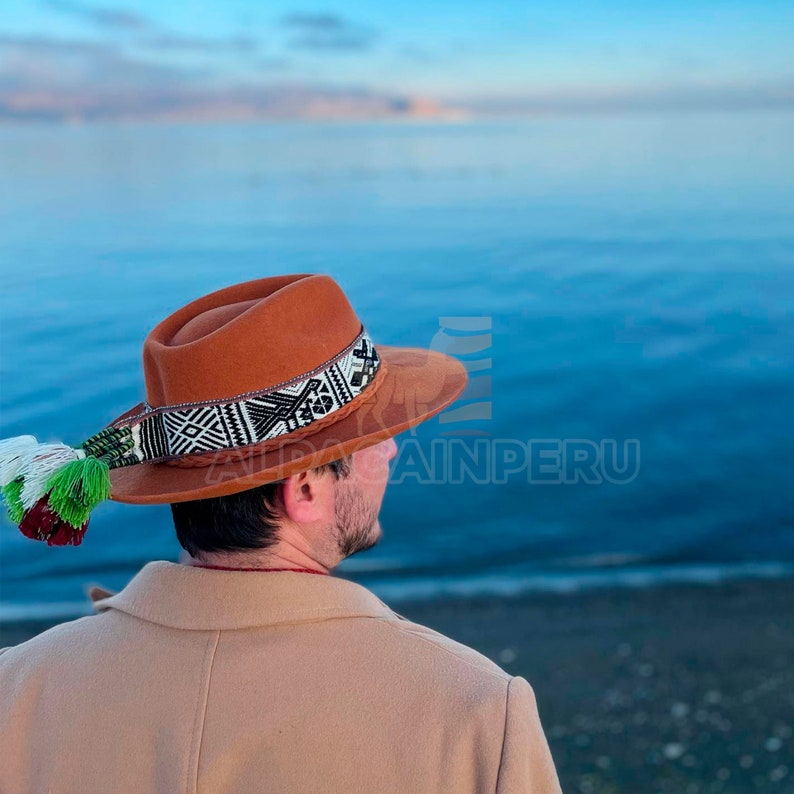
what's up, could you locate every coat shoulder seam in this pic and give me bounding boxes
[187,630,221,794]
[494,675,515,794]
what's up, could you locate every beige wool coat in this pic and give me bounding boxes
[0,561,562,793]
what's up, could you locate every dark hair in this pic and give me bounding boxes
[171,456,353,557]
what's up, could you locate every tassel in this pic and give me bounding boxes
[18,494,88,546]
[0,435,39,486]
[1,430,120,545]
[19,443,85,511]
[45,456,111,530]
[1,478,26,525]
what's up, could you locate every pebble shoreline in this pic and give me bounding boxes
[398,577,794,794]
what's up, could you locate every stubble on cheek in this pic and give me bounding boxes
[333,480,381,558]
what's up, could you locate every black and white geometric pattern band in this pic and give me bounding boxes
[99,327,381,468]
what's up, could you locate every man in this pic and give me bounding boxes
[0,274,562,793]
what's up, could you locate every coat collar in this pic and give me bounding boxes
[90,560,397,631]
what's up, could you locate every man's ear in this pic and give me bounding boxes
[280,468,333,523]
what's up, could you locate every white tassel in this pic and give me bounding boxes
[19,443,85,511]
[0,435,40,486]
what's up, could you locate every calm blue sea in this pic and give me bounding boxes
[1,112,793,620]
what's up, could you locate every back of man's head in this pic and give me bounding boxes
[171,456,352,557]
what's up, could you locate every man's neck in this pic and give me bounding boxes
[183,546,333,574]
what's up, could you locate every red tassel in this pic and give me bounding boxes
[18,495,89,547]
[17,497,55,541]
[47,519,88,547]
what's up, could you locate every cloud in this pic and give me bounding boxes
[138,33,258,54]
[288,31,376,52]
[42,0,151,31]
[456,81,794,115]
[41,1,259,55]
[0,33,114,56]
[280,12,378,52]
[7,28,790,124]
[280,13,352,32]
[0,35,208,98]
[0,34,462,122]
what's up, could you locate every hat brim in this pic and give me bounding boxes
[107,346,467,504]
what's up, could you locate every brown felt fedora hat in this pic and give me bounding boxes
[103,273,467,504]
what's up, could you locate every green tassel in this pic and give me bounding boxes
[1,477,25,524]
[45,456,111,529]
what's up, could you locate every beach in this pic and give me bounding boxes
[3,576,792,794]
[402,577,794,794]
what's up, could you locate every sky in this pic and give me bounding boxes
[1,0,793,121]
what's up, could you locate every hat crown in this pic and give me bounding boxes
[142,274,362,407]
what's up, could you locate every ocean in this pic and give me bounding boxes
[1,111,793,620]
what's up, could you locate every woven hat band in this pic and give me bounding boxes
[84,326,381,470]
